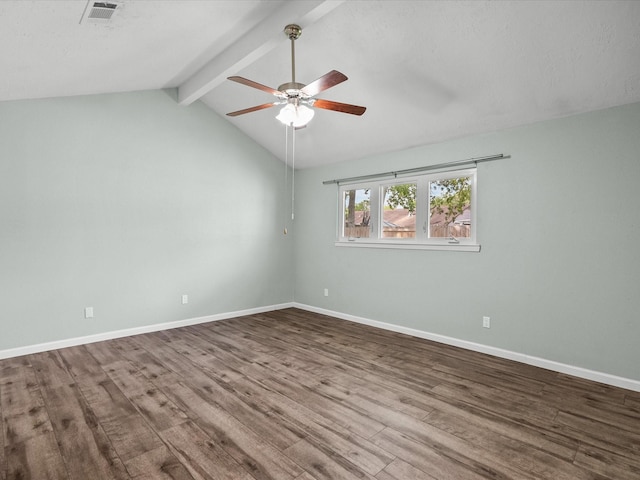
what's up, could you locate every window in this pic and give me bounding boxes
[337,168,478,251]
[343,187,372,238]
[382,183,416,239]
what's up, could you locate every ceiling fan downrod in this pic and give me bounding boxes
[279,24,304,92]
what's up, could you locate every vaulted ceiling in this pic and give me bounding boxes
[2,1,639,168]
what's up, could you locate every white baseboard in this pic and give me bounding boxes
[293,303,640,393]
[0,302,295,361]
[3,301,638,393]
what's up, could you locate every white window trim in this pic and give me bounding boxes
[334,241,481,252]
[336,168,480,252]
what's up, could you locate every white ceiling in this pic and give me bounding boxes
[2,0,640,168]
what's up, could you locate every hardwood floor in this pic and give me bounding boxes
[1,308,639,479]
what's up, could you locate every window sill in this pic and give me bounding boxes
[335,241,481,252]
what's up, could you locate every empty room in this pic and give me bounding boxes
[1,1,639,479]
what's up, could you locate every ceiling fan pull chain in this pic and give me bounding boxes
[291,124,295,220]
[283,125,289,235]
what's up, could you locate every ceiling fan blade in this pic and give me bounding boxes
[228,76,282,96]
[226,102,279,117]
[301,70,348,97]
[312,99,366,116]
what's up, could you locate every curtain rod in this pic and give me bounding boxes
[322,153,509,185]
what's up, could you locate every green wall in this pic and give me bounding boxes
[293,102,640,381]
[1,88,638,383]
[0,89,293,350]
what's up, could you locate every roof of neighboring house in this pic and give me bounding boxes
[430,206,471,226]
[381,209,416,228]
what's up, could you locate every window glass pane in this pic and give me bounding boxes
[382,183,416,239]
[429,176,472,238]
[343,188,371,238]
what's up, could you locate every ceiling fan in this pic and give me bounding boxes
[226,24,366,127]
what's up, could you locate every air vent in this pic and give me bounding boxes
[89,2,117,19]
[80,1,121,24]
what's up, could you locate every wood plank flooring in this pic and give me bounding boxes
[1,308,639,479]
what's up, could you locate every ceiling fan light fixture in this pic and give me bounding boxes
[276,103,315,128]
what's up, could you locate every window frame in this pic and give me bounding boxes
[336,167,479,252]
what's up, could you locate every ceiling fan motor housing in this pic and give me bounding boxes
[277,82,307,96]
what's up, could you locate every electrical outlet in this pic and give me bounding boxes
[483,316,490,328]
[182,294,189,305]
[85,307,94,319]
[324,288,329,297]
